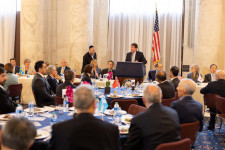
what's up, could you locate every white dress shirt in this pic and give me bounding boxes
[211,73,216,81]
[131,52,136,62]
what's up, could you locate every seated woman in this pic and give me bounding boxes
[187,64,202,82]
[46,65,63,94]
[21,58,35,75]
[81,64,92,85]
[4,63,18,91]
[90,59,101,79]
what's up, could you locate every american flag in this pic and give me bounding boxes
[152,10,160,64]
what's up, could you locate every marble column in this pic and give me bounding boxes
[194,0,224,75]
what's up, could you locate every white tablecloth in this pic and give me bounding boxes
[18,76,35,104]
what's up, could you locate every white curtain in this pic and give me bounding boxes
[0,0,17,64]
[108,0,183,75]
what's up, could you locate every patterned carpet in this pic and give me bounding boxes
[194,113,225,150]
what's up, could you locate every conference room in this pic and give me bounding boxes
[0,0,225,149]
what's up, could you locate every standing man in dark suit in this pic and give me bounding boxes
[200,70,225,130]
[125,43,147,64]
[46,65,63,94]
[169,66,180,91]
[203,64,217,83]
[148,62,163,81]
[82,45,97,73]
[171,79,203,131]
[57,59,71,75]
[56,70,76,97]
[156,71,175,99]
[32,61,55,107]
[50,85,120,150]
[10,58,20,74]
[0,67,17,114]
[101,60,116,79]
[124,84,180,150]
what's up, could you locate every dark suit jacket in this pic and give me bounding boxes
[32,73,54,107]
[125,51,147,64]
[0,87,17,114]
[57,66,71,75]
[171,96,203,131]
[101,69,116,80]
[187,73,200,83]
[148,70,156,81]
[14,66,20,74]
[81,73,92,85]
[82,52,97,73]
[203,73,212,83]
[0,63,4,68]
[49,113,120,150]
[200,79,225,98]
[171,77,180,91]
[158,81,175,99]
[56,81,76,97]
[46,75,63,94]
[124,103,180,150]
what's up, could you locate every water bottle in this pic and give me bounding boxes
[15,104,23,117]
[28,99,34,117]
[95,98,100,114]
[63,95,69,112]
[113,102,119,119]
[50,112,57,125]
[115,107,122,125]
[94,85,98,96]
[60,73,64,80]
[81,74,83,79]
[74,69,76,78]
[99,74,102,79]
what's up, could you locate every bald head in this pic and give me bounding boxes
[216,70,225,80]
[177,78,196,97]
[156,70,167,83]
[143,85,162,107]
[61,59,67,67]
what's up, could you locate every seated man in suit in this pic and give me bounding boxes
[156,71,175,99]
[101,60,116,79]
[46,65,63,94]
[203,64,217,83]
[124,84,180,150]
[10,58,20,74]
[32,61,55,107]
[169,66,180,91]
[57,59,71,75]
[200,70,225,130]
[0,63,4,68]
[171,78,203,131]
[0,67,17,114]
[81,45,97,73]
[50,84,120,150]
[56,70,76,97]
[125,43,147,64]
[1,117,36,150]
[148,62,163,81]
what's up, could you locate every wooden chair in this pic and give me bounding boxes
[111,99,137,112]
[161,97,175,107]
[7,83,23,103]
[215,95,225,135]
[128,104,147,115]
[180,121,200,146]
[156,139,191,150]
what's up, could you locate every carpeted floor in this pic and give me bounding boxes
[194,113,225,150]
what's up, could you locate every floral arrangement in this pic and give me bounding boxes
[66,85,73,103]
[82,81,91,85]
[107,72,113,80]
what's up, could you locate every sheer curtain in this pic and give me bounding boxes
[108,0,183,74]
[0,0,17,64]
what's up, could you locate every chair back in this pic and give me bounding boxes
[215,95,225,114]
[111,99,137,112]
[128,104,147,115]
[32,90,39,106]
[180,121,200,145]
[7,83,23,97]
[161,97,175,107]
[155,138,191,150]
[75,75,81,79]
[204,93,218,109]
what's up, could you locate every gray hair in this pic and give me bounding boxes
[73,84,95,110]
[46,65,56,75]
[179,78,196,95]
[2,117,36,150]
[143,84,162,104]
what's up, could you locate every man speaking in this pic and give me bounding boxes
[125,43,147,64]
